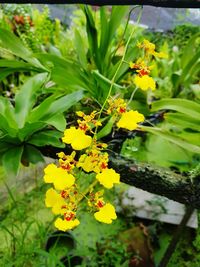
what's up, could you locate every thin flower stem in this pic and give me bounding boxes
[112,6,141,58]
[94,6,143,136]
[77,7,143,203]
[78,180,98,203]
[127,87,138,105]
[123,60,130,65]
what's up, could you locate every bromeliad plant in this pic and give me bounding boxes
[0,73,83,176]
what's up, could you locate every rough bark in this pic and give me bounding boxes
[0,0,199,8]
[110,155,200,208]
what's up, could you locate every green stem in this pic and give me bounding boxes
[94,6,143,135]
[78,180,98,203]
[112,6,141,58]
[127,87,138,105]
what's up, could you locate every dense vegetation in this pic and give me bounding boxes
[0,4,199,267]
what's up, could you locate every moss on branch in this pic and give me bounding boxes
[110,155,200,208]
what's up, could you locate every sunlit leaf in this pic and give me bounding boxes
[2,146,23,176]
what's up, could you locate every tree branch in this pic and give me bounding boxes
[110,155,200,208]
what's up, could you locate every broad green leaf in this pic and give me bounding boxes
[0,31,43,70]
[97,116,116,139]
[141,126,200,154]
[0,142,13,154]
[37,90,84,121]
[23,145,44,164]
[99,7,109,57]
[0,28,46,69]
[44,113,66,132]
[74,29,88,68]
[2,146,23,176]
[15,73,48,128]
[165,113,200,132]
[0,114,17,137]
[109,6,129,45]
[48,45,62,57]
[179,51,200,87]
[0,96,17,128]
[109,44,138,81]
[83,6,101,70]
[34,53,87,90]
[0,59,37,69]
[28,130,64,148]
[0,68,18,81]
[181,32,200,68]
[151,98,200,121]
[0,67,41,81]
[18,122,46,141]
[28,94,57,122]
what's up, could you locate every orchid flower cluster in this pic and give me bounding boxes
[130,39,168,91]
[43,39,164,232]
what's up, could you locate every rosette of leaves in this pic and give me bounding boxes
[0,73,83,176]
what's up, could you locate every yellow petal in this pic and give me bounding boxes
[71,131,92,150]
[53,169,75,190]
[62,127,77,144]
[45,188,66,215]
[43,163,58,183]
[153,51,168,59]
[54,218,80,231]
[117,110,145,131]
[134,75,156,91]
[76,111,84,117]
[45,188,60,207]
[96,168,120,189]
[62,127,92,150]
[94,203,117,224]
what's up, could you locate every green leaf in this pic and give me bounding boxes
[28,130,64,148]
[165,113,200,132]
[0,96,17,128]
[18,122,46,141]
[83,6,101,70]
[28,94,57,122]
[179,51,200,87]
[97,116,116,139]
[2,146,23,176]
[0,114,17,137]
[109,7,129,45]
[151,98,200,121]
[23,145,44,164]
[0,28,46,69]
[92,70,124,95]
[0,34,43,70]
[36,90,84,121]
[34,53,87,90]
[0,142,13,154]
[109,44,138,81]
[0,59,37,69]
[44,113,66,132]
[141,126,200,154]
[99,7,109,57]
[15,73,48,128]
[181,32,200,68]
[74,29,88,68]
